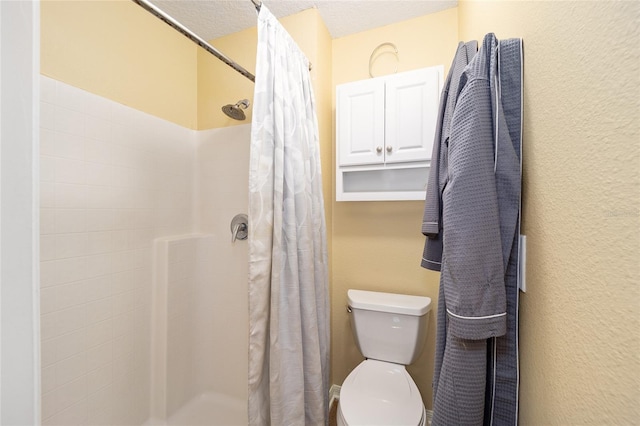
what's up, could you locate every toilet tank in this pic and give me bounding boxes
[348,289,431,365]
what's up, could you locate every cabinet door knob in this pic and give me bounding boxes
[376,146,383,153]
[386,145,393,153]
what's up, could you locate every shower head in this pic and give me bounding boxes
[222,99,250,121]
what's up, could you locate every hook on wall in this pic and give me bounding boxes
[369,42,399,78]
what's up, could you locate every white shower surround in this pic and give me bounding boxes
[149,234,247,426]
[39,76,250,425]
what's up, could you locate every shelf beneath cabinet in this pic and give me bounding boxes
[336,162,429,202]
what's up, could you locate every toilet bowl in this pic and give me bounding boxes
[337,360,426,426]
[337,290,431,426]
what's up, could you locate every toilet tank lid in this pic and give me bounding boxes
[348,290,431,316]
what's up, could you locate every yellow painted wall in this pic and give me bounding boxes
[198,9,331,131]
[457,1,640,424]
[41,0,198,129]
[308,12,335,286]
[330,7,459,409]
[197,27,257,129]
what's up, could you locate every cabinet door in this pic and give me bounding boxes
[337,78,385,166]
[384,67,441,164]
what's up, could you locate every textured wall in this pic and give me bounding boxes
[458,1,640,423]
[330,8,459,409]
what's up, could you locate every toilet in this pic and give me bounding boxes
[337,289,432,426]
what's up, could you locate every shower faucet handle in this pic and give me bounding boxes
[230,214,248,242]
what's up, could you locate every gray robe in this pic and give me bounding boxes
[429,33,523,426]
[421,39,478,408]
[488,37,523,426]
[421,40,478,271]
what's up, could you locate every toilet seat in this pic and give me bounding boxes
[338,359,425,426]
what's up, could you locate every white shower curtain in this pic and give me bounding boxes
[248,5,330,426]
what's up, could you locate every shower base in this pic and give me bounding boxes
[145,393,246,426]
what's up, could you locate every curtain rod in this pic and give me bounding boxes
[131,0,257,82]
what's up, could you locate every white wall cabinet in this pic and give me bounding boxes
[336,66,443,201]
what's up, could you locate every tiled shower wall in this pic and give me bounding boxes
[39,76,195,425]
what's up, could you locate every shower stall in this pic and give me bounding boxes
[39,74,252,424]
[146,127,253,425]
[37,0,332,422]
[38,0,262,422]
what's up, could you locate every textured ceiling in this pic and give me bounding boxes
[149,0,457,40]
